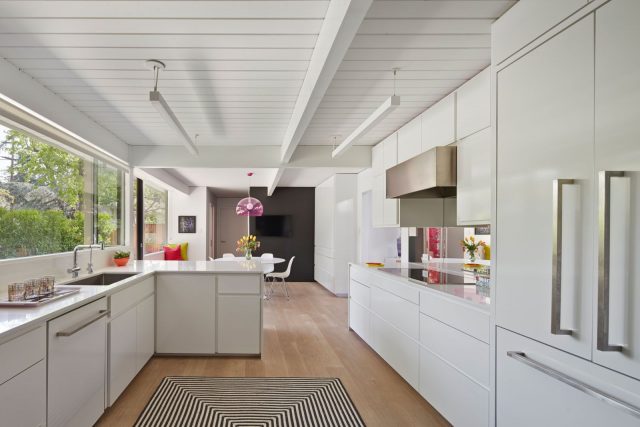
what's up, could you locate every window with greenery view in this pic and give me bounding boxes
[132,179,168,256]
[0,123,125,259]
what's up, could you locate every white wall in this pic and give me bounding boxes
[167,186,208,261]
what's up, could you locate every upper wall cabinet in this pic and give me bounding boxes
[456,68,490,140]
[457,128,492,225]
[372,142,384,176]
[398,115,422,163]
[383,133,398,170]
[492,0,589,65]
[421,93,455,153]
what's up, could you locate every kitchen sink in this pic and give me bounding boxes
[66,273,141,286]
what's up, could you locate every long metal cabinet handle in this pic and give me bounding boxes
[551,179,575,335]
[56,309,109,337]
[507,351,640,419]
[598,171,625,352]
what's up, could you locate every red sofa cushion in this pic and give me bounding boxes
[163,244,182,261]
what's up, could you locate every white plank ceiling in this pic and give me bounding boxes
[300,0,516,146]
[0,0,515,152]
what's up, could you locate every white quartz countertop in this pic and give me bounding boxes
[353,260,490,309]
[0,260,262,343]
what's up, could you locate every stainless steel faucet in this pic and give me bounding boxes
[68,243,104,278]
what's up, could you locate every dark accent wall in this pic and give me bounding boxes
[249,187,315,282]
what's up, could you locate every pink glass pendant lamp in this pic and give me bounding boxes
[236,172,264,217]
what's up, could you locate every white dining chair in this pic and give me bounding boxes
[222,253,235,259]
[265,256,295,300]
[260,253,275,277]
[261,253,273,259]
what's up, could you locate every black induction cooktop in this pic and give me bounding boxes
[378,267,476,285]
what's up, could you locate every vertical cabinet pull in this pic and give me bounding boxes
[597,171,627,352]
[551,179,575,335]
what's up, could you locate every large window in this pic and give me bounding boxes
[133,179,168,256]
[0,123,125,259]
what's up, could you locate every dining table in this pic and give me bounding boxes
[214,256,285,274]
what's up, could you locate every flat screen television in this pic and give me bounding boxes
[254,215,292,237]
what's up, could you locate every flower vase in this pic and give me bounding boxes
[467,252,477,264]
[244,250,252,260]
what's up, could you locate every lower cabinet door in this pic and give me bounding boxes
[0,360,46,427]
[371,314,419,389]
[419,346,489,427]
[497,328,640,427]
[349,299,371,343]
[217,295,261,354]
[136,295,155,371]
[109,306,137,406]
[48,298,107,427]
[156,274,215,354]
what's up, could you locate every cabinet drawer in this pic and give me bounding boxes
[350,265,370,286]
[349,279,370,307]
[420,346,489,427]
[314,245,333,259]
[371,315,419,389]
[497,328,640,427]
[0,359,46,427]
[371,286,419,340]
[314,265,334,291]
[420,314,489,387]
[0,325,45,386]
[349,300,371,343]
[217,295,261,354]
[217,275,261,295]
[420,289,489,343]
[371,272,420,304]
[314,252,334,272]
[110,276,154,318]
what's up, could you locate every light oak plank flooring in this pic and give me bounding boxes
[96,282,450,426]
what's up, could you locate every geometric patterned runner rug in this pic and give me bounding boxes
[134,377,366,427]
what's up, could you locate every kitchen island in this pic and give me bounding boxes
[0,260,264,427]
[349,262,491,427]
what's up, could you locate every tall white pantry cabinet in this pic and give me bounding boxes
[494,0,640,425]
[314,174,357,296]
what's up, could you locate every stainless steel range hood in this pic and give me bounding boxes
[386,146,457,198]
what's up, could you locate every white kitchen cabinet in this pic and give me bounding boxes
[382,132,397,169]
[456,67,490,140]
[371,142,384,175]
[420,346,489,427]
[491,0,589,65]
[48,298,107,427]
[109,306,137,405]
[397,115,421,163]
[314,174,357,295]
[497,327,640,427]
[0,325,46,427]
[382,175,399,226]
[0,360,46,427]
[421,93,455,153]
[156,273,216,354]
[217,295,261,354]
[592,0,640,380]
[371,314,420,389]
[372,173,385,228]
[136,294,155,372]
[496,16,595,359]
[457,127,492,225]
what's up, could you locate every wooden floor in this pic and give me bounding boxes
[96,282,450,426]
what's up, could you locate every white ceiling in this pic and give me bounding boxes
[0,0,515,149]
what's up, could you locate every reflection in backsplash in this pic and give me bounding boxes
[409,226,491,263]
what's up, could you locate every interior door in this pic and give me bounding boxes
[217,198,247,257]
[593,0,640,380]
[496,16,595,358]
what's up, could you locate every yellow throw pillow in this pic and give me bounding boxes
[167,242,189,261]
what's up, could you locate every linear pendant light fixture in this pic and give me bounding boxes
[332,69,401,158]
[146,60,199,155]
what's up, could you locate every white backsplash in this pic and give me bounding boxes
[0,246,130,295]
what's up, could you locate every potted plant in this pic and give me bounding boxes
[460,236,485,264]
[113,250,131,267]
[236,234,260,260]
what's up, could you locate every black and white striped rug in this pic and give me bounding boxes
[135,377,366,427]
